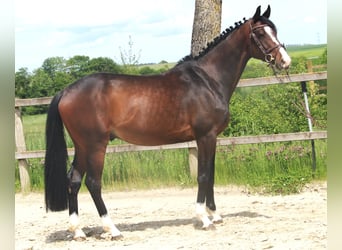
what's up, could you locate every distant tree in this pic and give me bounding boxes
[138,66,157,75]
[29,68,53,97]
[42,57,66,78]
[15,67,31,98]
[191,0,222,56]
[53,71,74,93]
[66,55,90,79]
[87,57,122,74]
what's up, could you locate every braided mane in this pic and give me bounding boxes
[177,17,249,65]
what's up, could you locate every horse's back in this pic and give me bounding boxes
[57,72,195,145]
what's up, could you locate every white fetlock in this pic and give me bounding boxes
[196,203,213,229]
[206,207,223,224]
[101,214,122,239]
[69,212,86,240]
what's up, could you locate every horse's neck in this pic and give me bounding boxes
[198,24,251,101]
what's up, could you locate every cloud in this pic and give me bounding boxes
[15,0,327,71]
[15,0,193,29]
[304,16,317,24]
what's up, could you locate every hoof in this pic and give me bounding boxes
[73,235,86,241]
[99,231,123,241]
[73,228,87,241]
[202,223,216,231]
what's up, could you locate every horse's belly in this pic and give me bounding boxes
[113,124,194,146]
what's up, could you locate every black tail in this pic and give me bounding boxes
[44,91,69,212]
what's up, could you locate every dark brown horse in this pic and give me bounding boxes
[44,5,291,239]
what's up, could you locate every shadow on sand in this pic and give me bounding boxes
[46,210,270,242]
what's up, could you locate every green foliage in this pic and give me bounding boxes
[42,57,66,78]
[225,83,319,137]
[138,66,158,75]
[224,45,327,137]
[241,59,274,78]
[320,48,327,64]
[266,174,310,195]
[15,67,31,98]
[15,55,123,114]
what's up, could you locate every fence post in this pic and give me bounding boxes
[15,107,30,192]
[188,147,198,178]
[306,60,316,95]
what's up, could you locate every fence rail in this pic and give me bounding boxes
[15,131,327,160]
[15,71,327,192]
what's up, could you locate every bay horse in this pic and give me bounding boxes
[44,5,291,240]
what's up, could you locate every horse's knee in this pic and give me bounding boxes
[197,173,209,185]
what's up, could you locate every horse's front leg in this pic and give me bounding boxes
[205,157,223,225]
[195,135,222,229]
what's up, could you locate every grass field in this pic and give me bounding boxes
[286,44,326,58]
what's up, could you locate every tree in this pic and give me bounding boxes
[15,67,31,98]
[87,57,122,74]
[191,0,222,57]
[66,55,90,79]
[29,68,53,97]
[42,57,66,78]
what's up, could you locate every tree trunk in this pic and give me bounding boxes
[191,0,222,57]
[189,0,222,177]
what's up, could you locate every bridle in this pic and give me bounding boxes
[249,23,286,66]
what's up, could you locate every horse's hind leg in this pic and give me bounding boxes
[84,148,122,239]
[67,155,87,239]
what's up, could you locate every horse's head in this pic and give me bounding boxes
[249,5,291,71]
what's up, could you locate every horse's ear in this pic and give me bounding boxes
[253,6,261,22]
[262,5,271,18]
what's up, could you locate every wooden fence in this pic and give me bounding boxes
[15,71,327,192]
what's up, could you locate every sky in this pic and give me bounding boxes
[15,0,327,72]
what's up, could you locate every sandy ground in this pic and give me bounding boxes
[15,182,326,250]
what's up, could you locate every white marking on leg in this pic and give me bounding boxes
[206,207,223,223]
[69,212,86,239]
[101,214,122,238]
[196,203,212,228]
